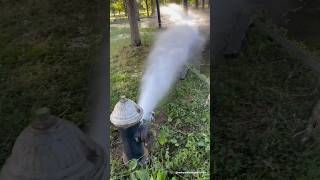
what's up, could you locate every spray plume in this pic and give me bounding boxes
[138,4,205,120]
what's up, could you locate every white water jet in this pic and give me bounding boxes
[138,4,205,120]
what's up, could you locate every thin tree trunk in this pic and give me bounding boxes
[136,0,140,21]
[202,0,204,9]
[145,0,149,17]
[123,0,127,16]
[127,0,141,46]
[137,12,140,21]
[195,0,199,9]
[155,0,161,28]
[151,0,155,16]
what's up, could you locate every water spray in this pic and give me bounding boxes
[138,25,205,120]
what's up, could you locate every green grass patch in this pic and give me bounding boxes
[0,0,104,167]
[214,27,320,179]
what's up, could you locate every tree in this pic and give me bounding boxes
[151,0,155,16]
[155,0,161,28]
[145,0,149,16]
[202,0,204,9]
[195,0,199,9]
[136,0,140,21]
[123,0,127,16]
[111,0,124,15]
[127,0,141,46]
[111,5,116,16]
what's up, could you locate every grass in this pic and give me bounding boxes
[0,0,104,167]
[213,27,320,179]
[110,26,210,179]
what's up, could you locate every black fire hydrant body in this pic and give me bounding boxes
[110,97,152,166]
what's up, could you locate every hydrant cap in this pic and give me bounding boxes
[110,97,143,127]
[31,107,57,130]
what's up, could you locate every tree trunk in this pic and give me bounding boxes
[145,0,149,17]
[136,1,140,21]
[202,0,204,9]
[127,0,141,46]
[155,0,161,28]
[123,0,127,16]
[195,0,199,9]
[151,0,155,16]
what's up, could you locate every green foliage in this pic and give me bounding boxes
[110,0,170,19]
[135,169,150,180]
[111,0,125,14]
[156,169,167,180]
[129,159,139,171]
[158,128,168,145]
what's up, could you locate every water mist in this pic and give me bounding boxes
[138,4,205,120]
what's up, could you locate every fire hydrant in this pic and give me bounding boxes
[0,107,105,180]
[110,96,153,166]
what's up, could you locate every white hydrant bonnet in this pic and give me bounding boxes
[110,96,143,127]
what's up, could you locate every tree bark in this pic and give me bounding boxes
[127,0,141,46]
[145,0,149,16]
[151,0,155,16]
[135,0,140,21]
[123,0,127,16]
[155,0,161,28]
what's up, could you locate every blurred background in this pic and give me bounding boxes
[213,0,320,179]
[0,0,105,168]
